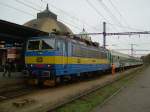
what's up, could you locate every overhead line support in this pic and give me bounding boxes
[103,21,106,48]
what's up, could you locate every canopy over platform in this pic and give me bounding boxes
[0,20,48,42]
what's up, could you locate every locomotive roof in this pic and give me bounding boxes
[30,34,101,48]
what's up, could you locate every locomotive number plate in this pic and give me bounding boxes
[36,57,43,62]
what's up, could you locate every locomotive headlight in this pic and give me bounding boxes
[48,65,51,68]
[30,64,33,67]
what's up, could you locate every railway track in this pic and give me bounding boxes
[0,86,38,102]
[0,76,104,102]
[48,80,115,112]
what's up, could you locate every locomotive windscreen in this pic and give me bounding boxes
[41,39,55,50]
[27,38,55,51]
[28,40,40,50]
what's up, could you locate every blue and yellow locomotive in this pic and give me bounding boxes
[25,34,111,86]
[25,34,143,86]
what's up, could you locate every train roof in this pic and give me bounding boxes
[110,50,130,58]
[110,50,141,60]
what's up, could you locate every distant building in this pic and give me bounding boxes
[79,28,91,41]
[24,4,73,34]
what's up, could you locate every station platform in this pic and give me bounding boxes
[92,66,150,112]
[0,72,26,93]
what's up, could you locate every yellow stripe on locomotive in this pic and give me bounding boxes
[25,56,109,64]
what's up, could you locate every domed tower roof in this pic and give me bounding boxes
[24,4,73,34]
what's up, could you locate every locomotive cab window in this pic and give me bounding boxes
[41,39,55,50]
[28,40,40,50]
[27,38,55,51]
[42,40,54,50]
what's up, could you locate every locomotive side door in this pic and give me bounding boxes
[56,38,68,73]
[62,40,68,70]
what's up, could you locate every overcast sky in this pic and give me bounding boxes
[0,0,150,56]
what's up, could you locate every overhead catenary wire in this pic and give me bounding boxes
[109,0,130,27]
[106,0,145,32]
[86,0,121,32]
[86,0,108,22]
[97,0,123,26]
[22,0,43,9]
[58,19,82,31]
[15,0,41,12]
[96,0,138,32]
[0,2,35,17]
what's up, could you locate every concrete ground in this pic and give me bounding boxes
[92,66,150,112]
[0,72,24,79]
[0,72,26,91]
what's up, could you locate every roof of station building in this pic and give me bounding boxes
[24,4,73,34]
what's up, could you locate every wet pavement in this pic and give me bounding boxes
[92,66,150,112]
